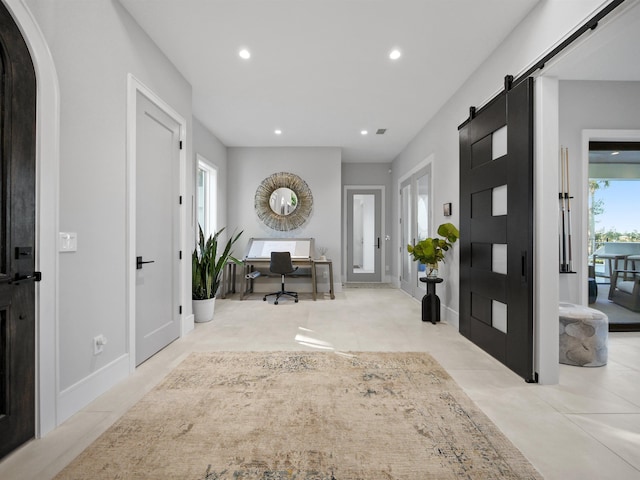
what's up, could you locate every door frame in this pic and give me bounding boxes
[126,74,188,374]
[397,156,433,298]
[343,185,385,283]
[580,129,640,304]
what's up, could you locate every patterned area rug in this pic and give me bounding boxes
[55,352,541,479]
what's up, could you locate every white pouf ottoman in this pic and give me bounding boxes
[559,302,608,367]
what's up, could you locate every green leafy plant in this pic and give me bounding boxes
[407,222,459,266]
[192,225,243,300]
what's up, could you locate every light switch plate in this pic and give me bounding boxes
[59,232,77,252]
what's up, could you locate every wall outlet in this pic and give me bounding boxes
[93,334,107,355]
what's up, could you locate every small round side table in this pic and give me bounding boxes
[419,277,443,324]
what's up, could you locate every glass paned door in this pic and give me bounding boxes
[400,179,412,293]
[400,165,431,298]
[346,188,382,282]
[416,168,430,284]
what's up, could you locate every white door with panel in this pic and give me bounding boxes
[400,165,431,298]
[346,189,382,282]
[135,92,181,365]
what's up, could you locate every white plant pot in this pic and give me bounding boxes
[193,297,216,323]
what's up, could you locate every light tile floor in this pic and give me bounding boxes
[1,287,639,479]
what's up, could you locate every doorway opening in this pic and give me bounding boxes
[588,140,640,331]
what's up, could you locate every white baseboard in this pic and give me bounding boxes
[57,353,130,425]
[182,313,194,336]
[443,304,459,329]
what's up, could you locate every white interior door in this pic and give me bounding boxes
[346,188,382,282]
[135,92,181,365]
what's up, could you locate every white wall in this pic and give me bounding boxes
[24,0,194,424]
[227,147,342,293]
[559,80,640,303]
[390,0,609,382]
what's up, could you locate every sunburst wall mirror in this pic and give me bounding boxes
[254,172,313,231]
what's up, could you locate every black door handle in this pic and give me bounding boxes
[136,256,155,270]
[10,272,42,285]
[377,237,380,249]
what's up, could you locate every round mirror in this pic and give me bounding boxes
[270,187,298,216]
[255,172,313,231]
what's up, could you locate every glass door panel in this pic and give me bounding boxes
[416,169,430,286]
[352,194,375,273]
[400,180,412,292]
[346,188,382,282]
[400,165,432,298]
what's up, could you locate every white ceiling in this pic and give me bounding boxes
[118,0,539,163]
[543,0,640,82]
[544,0,640,166]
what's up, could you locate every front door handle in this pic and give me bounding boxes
[10,272,42,285]
[136,256,155,270]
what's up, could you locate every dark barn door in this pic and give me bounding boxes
[0,2,38,459]
[459,78,535,382]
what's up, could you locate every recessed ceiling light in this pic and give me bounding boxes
[274,129,282,135]
[239,49,251,59]
[611,151,620,155]
[389,49,401,60]
[361,130,368,135]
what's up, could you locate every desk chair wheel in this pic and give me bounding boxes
[295,298,298,303]
[263,296,267,301]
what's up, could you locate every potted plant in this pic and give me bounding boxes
[407,222,459,278]
[192,225,243,323]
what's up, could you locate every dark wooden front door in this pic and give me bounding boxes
[0,2,38,459]
[459,78,535,382]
